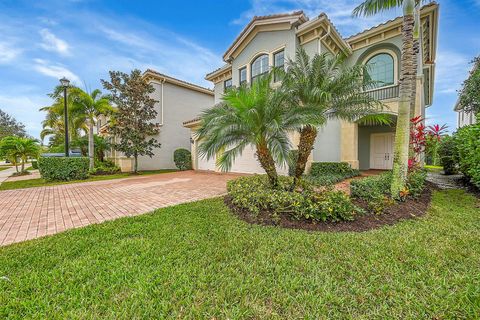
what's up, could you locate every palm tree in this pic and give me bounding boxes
[40,86,88,147]
[353,0,425,198]
[282,49,385,187]
[70,88,113,170]
[196,72,320,187]
[0,136,39,172]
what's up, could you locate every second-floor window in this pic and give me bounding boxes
[273,50,285,82]
[364,53,394,89]
[251,54,269,82]
[239,67,247,85]
[224,78,232,92]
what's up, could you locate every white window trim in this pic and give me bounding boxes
[237,45,287,85]
[363,49,399,88]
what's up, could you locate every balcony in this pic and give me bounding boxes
[365,85,399,101]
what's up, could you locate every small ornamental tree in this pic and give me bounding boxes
[458,56,480,115]
[0,109,27,139]
[101,70,161,173]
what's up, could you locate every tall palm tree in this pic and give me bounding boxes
[196,72,321,187]
[353,0,426,198]
[71,88,113,170]
[40,86,88,147]
[282,49,386,187]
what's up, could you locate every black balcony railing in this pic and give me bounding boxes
[365,85,399,101]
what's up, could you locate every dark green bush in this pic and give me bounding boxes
[310,162,359,176]
[38,157,89,181]
[406,169,427,198]
[227,175,362,222]
[454,123,480,187]
[307,162,360,186]
[31,160,38,169]
[439,136,457,175]
[173,148,192,171]
[89,160,120,175]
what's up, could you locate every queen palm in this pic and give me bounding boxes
[353,0,427,198]
[282,49,386,187]
[71,88,113,170]
[197,72,321,187]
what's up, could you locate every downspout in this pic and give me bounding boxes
[318,25,331,54]
[160,78,165,126]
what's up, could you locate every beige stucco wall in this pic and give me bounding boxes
[132,81,213,171]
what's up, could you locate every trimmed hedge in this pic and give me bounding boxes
[173,148,192,171]
[38,157,89,181]
[227,175,362,222]
[31,160,38,169]
[454,123,480,187]
[310,162,359,177]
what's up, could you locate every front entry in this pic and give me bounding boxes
[370,133,395,170]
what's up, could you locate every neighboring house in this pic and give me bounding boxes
[454,60,478,128]
[184,3,439,172]
[101,70,214,172]
[454,100,477,128]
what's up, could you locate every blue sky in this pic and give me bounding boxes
[0,0,479,139]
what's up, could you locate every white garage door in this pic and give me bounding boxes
[197,153,216,171]
[230,145,264,174]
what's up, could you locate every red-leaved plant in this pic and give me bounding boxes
[409,117,449,169]
[409,116,426,170]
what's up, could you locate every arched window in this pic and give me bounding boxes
[251,54,269,82]
[365,53,394,88]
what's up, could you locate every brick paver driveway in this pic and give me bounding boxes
[0,171,240,246]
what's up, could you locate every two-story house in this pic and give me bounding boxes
[184,3,439,173]
[101,70,214,172]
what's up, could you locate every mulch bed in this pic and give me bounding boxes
[224,182,436,233]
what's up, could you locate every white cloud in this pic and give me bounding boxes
[435,50,470,94]
[0,42,21,63]
[95,22,222,87]
[39,28,70,55]
[0,94,51,140]
[33,58,80,84]
[232,0,400,37]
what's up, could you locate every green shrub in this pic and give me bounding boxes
[310,162,358,176]
[406,169,427,198]
[31,160,38,169]
[89,160,120,175]
[350,172,393,202]
[454,123,480,187]
[38,157,89,181]
[306,162,360,186]
[227,175,362,222]
[173,148,192,171]
[439,136,457,175]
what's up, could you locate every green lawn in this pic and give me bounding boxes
[0,189,479,319]
[0,167,10,172]
[425,165,443,173]
[0,169,177,191]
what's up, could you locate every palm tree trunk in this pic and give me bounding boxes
[21,157,25,172]
[256,142,278,187]
[88,121,94,170]
[391,9,415,199]
[293,126,317,187]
